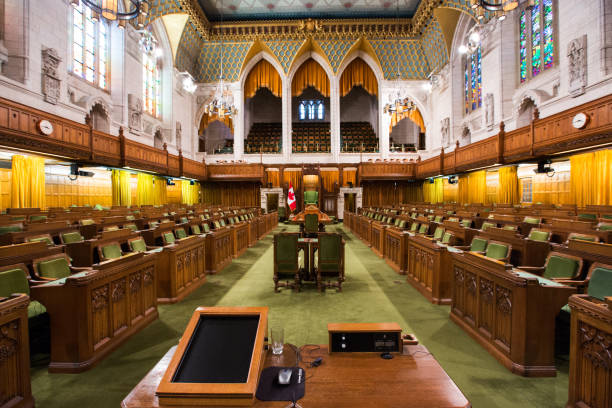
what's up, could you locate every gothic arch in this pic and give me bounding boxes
[337,52,384,88]
[288,50,333,86]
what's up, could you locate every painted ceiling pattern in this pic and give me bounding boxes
[369,39,429,79]
[264,40,306,73]
[318,39,357,73]
[195,42,252,82]
[420,16,448,74]
[196,0,422,21]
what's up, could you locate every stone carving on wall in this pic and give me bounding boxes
[440,117,450,148]
[41,48,62,104]
[0,41,8,74]
[568,35,587,97]
[128,93,143,131]
[484,93,494,130]
[176,121,182,149]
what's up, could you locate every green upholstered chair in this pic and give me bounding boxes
[149,221,160,228]
[234,216,240,224]
[80,218,95,226]
[441,232,454,245]
[99,242,123,261]
[126,215,135,221]
[129,238,148,253]
[399,220,407,229]
[523,216,541,225]
[29,215,47,222]
[103,225,119,231]
[502,225,517,231]
[418,224,428,234]
[528,229,550,242]
[304,190,319,205]
[203,223,211,233]
[598,222,612,231]
[316,233,345,292]
[585,264,612,300]
[518,252,582,281]
[0,264,47,318]
[433,227,445,241]
[409,222,419,232]
[180,217,189,224]
[60,231,84,244]
[175,228,188,239]
[26,234,54,246]
[33,254,80,281]
[434,215,443,223]
[191,224,202,235]
[228,217,235,225]
[278,207,286,220]
[481,222,496,231]
[304,213,319,237]
[448,217,459,223]
[0,224,23,235]
[220,219,226,227]
[567,232,599,243]
[273,233,301,292]
[460,219,472,228]
[162,232,176,245]
[213,221,221,229]
[124,223,138,232]
[470,237,488,253]
[578,213,597,221]
[484,241,511,262]
[93,204,104,211]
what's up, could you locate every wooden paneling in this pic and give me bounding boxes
[182,157,207,180]
[45,172,112,208]
[406,235,453,305]
[358,162,416,181]
[362,181,417,207]
[384,227,409,274]
[122,138,168,174]
[91,130,121,166]
[205,227,232,274]
[207,163,264,182]
[167,154,180,177]
[156,236,206,304]
[455,136,500,172]
[416,155,442,179]
[503,127,532,162]
[202,182,260,207]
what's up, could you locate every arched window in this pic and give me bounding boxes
[464,46,481,115]
[299,100,324,120]
[143,50,161,117]
[71,2,109,89]
[519,0,555,83]
[299,102,306,120]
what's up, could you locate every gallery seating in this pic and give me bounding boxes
[340,122,378,153]
[245,122,282,153]
[292,122,331,153]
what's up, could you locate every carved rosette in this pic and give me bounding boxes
[0,322,18,364]
[496,287,512,315]
[579,322,612,369]
[92,286,109,312]
[454,267,464,285]
[143,267,154,286]
[129,273,141,294]
[479,279,494,304]
[466,273,477,295]
[111,280,126,303]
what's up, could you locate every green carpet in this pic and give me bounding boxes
[30,224,569,407]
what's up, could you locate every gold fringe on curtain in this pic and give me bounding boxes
[389,108,426,134]
[11,155,46,209]
[111,169,132,206]
[199,113,234,135]
[244,59,282,99]
[291,59,330,97]
[570,149,612,207]
[339,58,378,97]
[343,169,356,187]
[497,166,519,204]
[320,169,339,192]
[266,169,280,187]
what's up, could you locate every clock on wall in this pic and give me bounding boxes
[37,119,54,135]
[571,112,589,129]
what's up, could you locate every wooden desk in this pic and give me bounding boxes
[205,227,232,275]
[566,295,612,408]
[0,241,63,268]
[450,252,576,377]
[121,344,470,408]
[66,228,140,267]
[0,294,34,408]
[370,221,386,257]
[31,252,158,373]
[480,227,551,266]
[383,227,409,274]
[156,236,206,304]
[298,237,318,281]
[407,235,456,305]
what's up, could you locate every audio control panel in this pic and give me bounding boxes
[328,323,403,353]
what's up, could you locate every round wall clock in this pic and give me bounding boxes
[571,112,588,129]
[38,119,54,135]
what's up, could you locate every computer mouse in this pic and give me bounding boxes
[277,368,292,385]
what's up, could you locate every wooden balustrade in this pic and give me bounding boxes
[207,163,264,182]
[358,162,416,181]
[416,155,442,179]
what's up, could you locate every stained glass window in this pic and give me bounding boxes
[71,3,109,89]
[464,46,482,115]
[519,0,555,83]
[143,52,161,117]
[299,100,324,120]
[299,103,306,120]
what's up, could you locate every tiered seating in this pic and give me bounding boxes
[292,122,330,153]
[245,122,282,153]
[389,138,417,153]
[340,122,378,153]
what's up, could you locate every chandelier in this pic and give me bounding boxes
[470,0,534,21]
[204,0,237,118]
[72,0,149,27]
[383,0,416,117]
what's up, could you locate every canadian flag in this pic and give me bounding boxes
[287,182,297,212]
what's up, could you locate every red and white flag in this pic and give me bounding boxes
[287,182,296,212]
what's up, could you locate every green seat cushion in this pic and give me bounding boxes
[399,220,406,228]
[418,224,428,234]
[192,225,201,234]
[470,238,488,252]
[441,232,452,244]
[485,243,509,260]
[528,229,550,242]
[124,223,138,231]
[62,231,83,243]
[598,223,612,231]
[102,244,122,259]
[448,217,459,222]
[180,217,189,224]
[214,221,221,229]
[460,219,471,228]
[28,300,47,318]
[433,227,444,240]
[229,218,235,225]
[203,224,211,233]
[0,268,30,297]
[503,225,517,231]
[587,266,612,300]
[0,225,22,235]
[578,213,597,220]
[434,216,442,223]
[130,239,147,253]
[81,219,95,226]
[481,222,496,231]
[570,234,597,242]
[542,255,580,280]
[29,236,53,245]
[30,215,47,222]
[37,257,71,279]
[105,226,119,231]
[126,215,135,221]
[524,216,541,224]
[163,232,176,244]
[175,229,187,239]
[149,221,159,228]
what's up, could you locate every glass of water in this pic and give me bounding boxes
[270,327,284,355]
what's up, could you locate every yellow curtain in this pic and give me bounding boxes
[339,58,378,97]
[181,180,200,205]
[199,113,234,135]
[467,170,487,204]
[570,149,612,207]
[111,169,132,206]
[320,170,339,192]
[11,155,46,209]
[443,178,458,203]
[266,170,280,187]
[244,59,282,99]
[343,169,356,187]
[291,59,330,97]
[135,173,155,206]
[154,176,167,205]
[497,166,519,204]
[283,170,302,191]
[457,174,469,204]
[422,178,443,203]
[390,108,426,134]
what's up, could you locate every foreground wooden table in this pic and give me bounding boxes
[122,344,470,408]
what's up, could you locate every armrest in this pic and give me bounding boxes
[553,279,588,291]
[70,266,91,273]
[29,278,52,285]
[516,266,545,274]
[454,245,471,250]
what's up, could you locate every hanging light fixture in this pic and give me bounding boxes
[470,0,534,21]
[204,0,237,118]
[383,0,416,117]
[72,0,149,27]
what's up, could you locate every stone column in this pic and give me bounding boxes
[330,73,340,161]
[282,78,292,161]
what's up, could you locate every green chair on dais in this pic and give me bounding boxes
[303,213,319,237]
[315,232,345,292]
[304,190,319,206]
[273,233,302,292]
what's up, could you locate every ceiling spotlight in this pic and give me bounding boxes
[458,44,468,54]
[469,31,481,44]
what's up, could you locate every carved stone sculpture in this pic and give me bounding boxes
[42,48,62,104]
[484,93,494,130]
[440,117,450,148]
[128,93,143,131]
[568,35,587,97]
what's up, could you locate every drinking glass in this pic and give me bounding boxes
[271,327,284,355]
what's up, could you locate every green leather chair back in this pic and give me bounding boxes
[192,225,201,234]
[587,266,612,300]
[129,239,147,253]
[234,217,240,224]
[578,213,597,220]
[399,220,407,228]
[278,207,286,218]
[305,213,318,234]
[102,243,122,259]
[598,223,612,231]
[80,219,95,226]
[318,234,342,272]
[481,222,496,231]
[528,229,550,242]
[220,219,226,227]
[124,223,138,232]
[448,217,459,223]
[104,226,119,231]
[460,219,471,228]
[29,215,47,222]
[0,267,46,318]
[433,227,444,240]
[203,223,211,233]
[0,225,22,235]
[180,217,189,224]
[175,228,187,239]
[569,234,597,242]
[410,223,419,232]
[275,234,298,273]
[418,224,428,234]
[61,231,83,243]
[229,217,235,225]
[149,221,159,228]
[434,216,443,223]
[441,232,453,244]
[29,236,53,245]
[503,225,517,231]
[523,216,541,225]
[126,215,135,221]
[304,190,318,205]
[37,257,71,279]
[470,238,488,252]
[543,255,580,280]
[214,221,221,229]
[485,243,509,260]
[163,232,176,244]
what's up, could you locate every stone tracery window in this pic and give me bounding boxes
[519,0,555,83]
[464,46,481,115]
[71,2,109,89]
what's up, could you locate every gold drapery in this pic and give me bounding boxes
[457,175,469,204]
[181,180,200,205]
[339,58,378,97]
[342,169,356,187]
[135,173,155,206]
[244,59,282,99]
[422,178,444,203]
[111,169,132,206]
[199,113,234,135]
[389,108,426,134]
[570,149,612,207]
[442,178,458,203]
[282,169,302,192]
[320,169,339,192]
[467,170,487,204]
[154,176,167,205]
[291,59,330,97]
[266,169,280,187]
[497,166,519,204]
[11,155,46,209]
